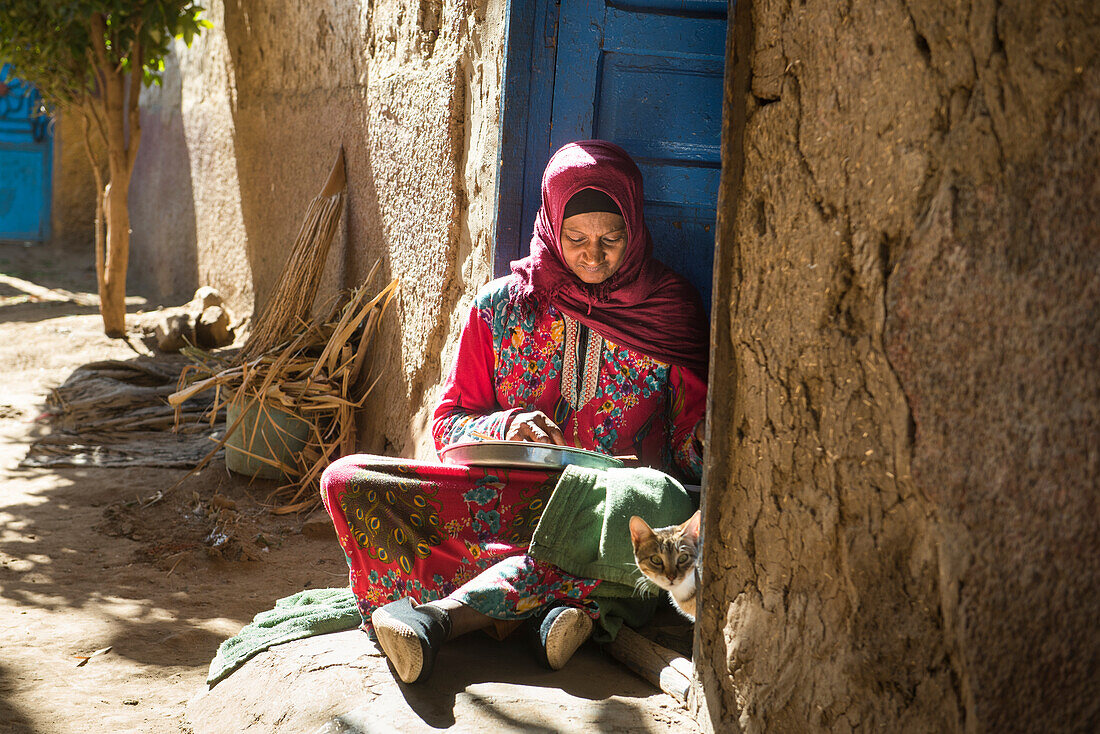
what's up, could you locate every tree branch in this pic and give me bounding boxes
[88,14,114,122]
[83,88,109,153]
[126,36,143,177]
[85,48,107,103]
[78,102,107,300]
[88,14,111,77]
[78,98,105,179]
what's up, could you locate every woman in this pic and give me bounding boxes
[321,140,708,683]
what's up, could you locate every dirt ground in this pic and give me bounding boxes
[0,242,351,733]
[0,242,695,734]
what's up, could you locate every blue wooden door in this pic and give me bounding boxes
[0,64,52,243]
[496,0,727,308]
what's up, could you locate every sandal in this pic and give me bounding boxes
[371,597,451,683]
[533,604,593,670]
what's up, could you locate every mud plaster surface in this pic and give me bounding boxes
[48,110,100,252]
[188,630,697,733]
[127,0,505,460]
[700,1,1099,731]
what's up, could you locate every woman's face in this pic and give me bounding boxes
[559,211,628,285]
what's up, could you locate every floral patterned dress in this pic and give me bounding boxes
[322,277,706,628]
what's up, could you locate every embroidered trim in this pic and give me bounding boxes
[580,326,603,406]
[561,317,579,408]
[561,315,604,411]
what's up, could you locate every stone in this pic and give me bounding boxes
[189,286,224,312]
[143,287,232,352]
[144,288,234,352]
[301,512,336,540]
[195,305,233,348]
[154,312,194,353]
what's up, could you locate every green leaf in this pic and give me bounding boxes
[0,0,209,106]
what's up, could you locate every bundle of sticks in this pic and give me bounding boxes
[169,269,397,512]
[23,357,219,469]
[238,149,348,362]
[170,148,404,514]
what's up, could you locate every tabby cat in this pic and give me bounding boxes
[629,510,701,622]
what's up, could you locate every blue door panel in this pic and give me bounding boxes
[0,147,49,239]
[610,0,726,14]
[603,5,727,57]
[634,162,721,208]
[0,64,52,243]
[496,0,727,310]
[596,53,725,162]
[548,0,603,151]
[549,0,727,307]
[497,0,560,257]
[645,203,718,305]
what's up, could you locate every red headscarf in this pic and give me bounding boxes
[509,140,710,378]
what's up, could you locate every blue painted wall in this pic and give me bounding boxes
[0,64,53,243]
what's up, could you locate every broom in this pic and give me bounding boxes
[169,276,399,513]
[238,148,348,362]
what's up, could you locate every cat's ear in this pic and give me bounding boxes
[629,515,653,544]
[682,510,701,540]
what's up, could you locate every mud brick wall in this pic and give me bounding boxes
[700,1,1100,731]
[129,0,505,456]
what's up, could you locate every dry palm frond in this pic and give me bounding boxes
[22,356,221,469]
[169,277,399,513]
[238,148,348,362]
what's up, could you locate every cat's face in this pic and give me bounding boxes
[629,511,700,590]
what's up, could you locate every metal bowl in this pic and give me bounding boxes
[439,440,623,471]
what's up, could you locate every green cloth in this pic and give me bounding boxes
[206,468,693,682]
[206,587,361,686]
[528,465,695,640]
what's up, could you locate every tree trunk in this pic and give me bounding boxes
[97,60,128,337]
[88,13,142,339]
[100,174,129,337]
[77,103,107,307]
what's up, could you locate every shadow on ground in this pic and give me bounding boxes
[189,627,695,733]
[0,660,36,734]
[0,298,152,327]
[0,346,350,732]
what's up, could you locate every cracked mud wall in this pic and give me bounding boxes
[699,0,1100,731]
[129,0,505,456]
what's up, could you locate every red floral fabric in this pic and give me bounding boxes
[323,270,707,628]
[434,278,706,481]
[321,456,600,626]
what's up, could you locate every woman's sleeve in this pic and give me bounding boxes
[669,365,707,481]
[432,303,522,451]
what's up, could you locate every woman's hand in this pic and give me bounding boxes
[506,411,566,446]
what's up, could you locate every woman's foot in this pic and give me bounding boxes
[536,604,593,670]
[371,597,451,683]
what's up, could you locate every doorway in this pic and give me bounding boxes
[0,64,52,243]
[494,0,728,308]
